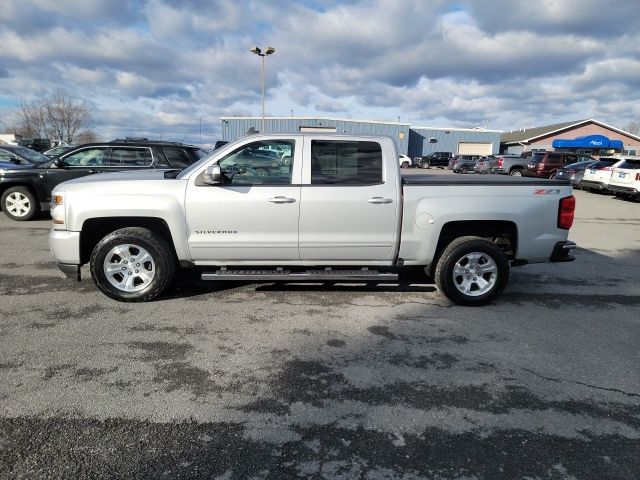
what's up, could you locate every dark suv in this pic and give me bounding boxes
[414,151,453,168]
[523,152,593,178]
[0,139,206,221]
[18,138,52,152]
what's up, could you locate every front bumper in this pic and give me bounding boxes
[549,241,577,262]
[57,263,81,281]
[49,229,81,279]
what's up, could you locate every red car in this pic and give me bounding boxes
[523,152,593,178]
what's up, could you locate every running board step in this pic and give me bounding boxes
[201,269,398,282]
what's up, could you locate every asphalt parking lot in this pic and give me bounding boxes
[1,170,639,479]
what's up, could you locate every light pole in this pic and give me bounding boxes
[250,46,275,132]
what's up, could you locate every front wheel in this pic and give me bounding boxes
[401,161,410,169]
[90,227,175,302]
[420,160,430,169]
[1,186,40,221]
[435,236,509,306]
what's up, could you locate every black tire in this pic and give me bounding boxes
[509,169,523,177]
[434,236,509,306]
[549,172,557,179]
[1,186,40,221]
[420,160,430,169]
[459,165,468,174]
[90,227,175,302]
[401,161,410,169]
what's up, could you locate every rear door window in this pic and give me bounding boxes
[310,140,382,185]
[107,148,153,166]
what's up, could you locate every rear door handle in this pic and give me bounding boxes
[368,197,393,204]
[268,196,296,204]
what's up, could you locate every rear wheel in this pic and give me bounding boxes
[435,236,509,306]
[459,165,468,174]
[401,161,410,169]
[509,169,523,177]
[90,227,175,302]
[1,186,39,221]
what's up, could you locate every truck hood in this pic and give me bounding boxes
[62,169,174,186]
[56,169,182,194]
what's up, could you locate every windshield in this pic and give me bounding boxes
[13,146,50,164]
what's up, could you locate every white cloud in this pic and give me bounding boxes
[1,0,639,143]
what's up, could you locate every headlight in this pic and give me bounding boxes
[50,192,66,227]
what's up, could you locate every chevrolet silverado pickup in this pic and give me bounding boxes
[48,133,576,306]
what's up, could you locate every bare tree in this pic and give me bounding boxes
[17,90,94,143]
[623,121,640,136]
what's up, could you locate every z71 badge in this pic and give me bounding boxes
[534,189,561,195]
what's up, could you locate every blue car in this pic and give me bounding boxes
[0,145,50,169]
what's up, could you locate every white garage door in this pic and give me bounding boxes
[458,143,493,155]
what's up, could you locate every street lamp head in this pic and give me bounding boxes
[265,47,275,55]
[250,46,261,55]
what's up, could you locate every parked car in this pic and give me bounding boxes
[414,151,452,169]
[399,154,412,168]
[48,133,576,306]
[452,155,480,173]
[43,145,75,158]
[555,161,597,188]
[0,145,50,168]
[18,138,51,152]
[0,139,207,221]
[488,154,527,176]
[606,156,640,200]
[579,158,626,193]
[474,156,495,174]
[523,152,593,179]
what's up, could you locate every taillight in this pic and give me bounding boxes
[558,195,575,230]
[537,163,545,170]
[497,159,503,167]
[601,166,613,171]
[635,173,640,181]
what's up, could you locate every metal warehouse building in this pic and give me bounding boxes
[220,117,410,154]
[220,117,501,158]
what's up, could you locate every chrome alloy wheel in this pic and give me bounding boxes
[5,191,31,217]
[452,252,498,297]
[103,244,155,292]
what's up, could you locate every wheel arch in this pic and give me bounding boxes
[429,220,518,276]
[80,217,178,265]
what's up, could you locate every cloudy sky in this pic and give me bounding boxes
[1,0,639,144]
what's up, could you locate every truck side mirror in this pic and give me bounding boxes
[203,165,222,185]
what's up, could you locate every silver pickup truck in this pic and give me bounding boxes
[49,133,576,306]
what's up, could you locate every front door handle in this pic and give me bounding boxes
[268,196,296,204]
[368,197,393,204]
